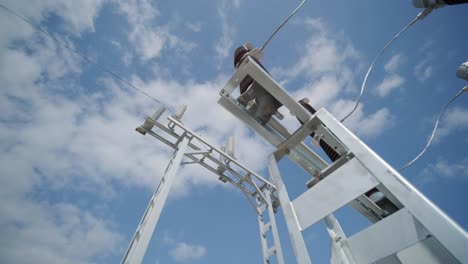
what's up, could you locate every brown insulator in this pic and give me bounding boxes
[297,99,341,162]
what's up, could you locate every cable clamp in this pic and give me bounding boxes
[246,48,263,63]
[417,7,434,20]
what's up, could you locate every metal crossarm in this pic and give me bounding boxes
[142,115,277,202]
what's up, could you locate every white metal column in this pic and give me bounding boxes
[268,154,311,264]
[324,215,353,264]
[121,137,189,264]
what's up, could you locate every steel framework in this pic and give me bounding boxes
[122,109,284,264]
[123,55,467,264]
[217,56,468,263]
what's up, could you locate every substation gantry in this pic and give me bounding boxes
[121,107,284,264]
[122,56,468,264]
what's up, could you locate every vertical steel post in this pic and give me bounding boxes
[264,188,285,264]
[324,215,353,264]
[121,137,189,264]
[268,154,311,264]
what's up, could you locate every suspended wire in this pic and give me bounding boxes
[0,2,176,116]
[398,86,467,171]
[340,9,433,122]
[260,0,307,52]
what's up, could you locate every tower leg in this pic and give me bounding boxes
[324,214,354,264]
[121,137,189,264]
[268,154,311,264]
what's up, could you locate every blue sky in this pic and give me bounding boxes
[0,0,467,263]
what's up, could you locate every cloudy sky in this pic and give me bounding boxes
[0,0,466,263]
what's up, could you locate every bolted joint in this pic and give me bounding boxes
[218,175,228,183]
[272,200,281,214]
[135,126,147,135]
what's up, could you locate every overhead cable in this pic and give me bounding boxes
[0,2,176,115]
[260,0,307,52]
[398,86,467,171]
[340,8,433,122]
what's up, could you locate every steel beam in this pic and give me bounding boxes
[268,154,311,264]
[121,137,189,264]
[315,108,468,263]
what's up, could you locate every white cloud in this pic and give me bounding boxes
[437,106,468,140]
[186,22,202,32]
[355,108,394,138]
[274,17,393,139]
[118,0,196,61]
[0,2,212,263]
[285,33,359,80]
[413,45,435,82]
[293,17,325,32]
[375,54,406,97]
[2,0,109,36]
[233,0,241,8]
[329,100,394,139]
[169,242,207,262]
[51,0,109,34]
[0,22,125,262]
[0,49,41,87]
[414,61,433,82]
[275,18,359,89]
[384,54,405,73]
[0,3,272,260]
[376,74,405,97]
[418,159,468,183]
[0,199,123,264]
[214,1,238,62]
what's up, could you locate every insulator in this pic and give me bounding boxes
[233,43,282,125]
[412,0,468,8]
[319,139,341,162]
[234,43,267,94]
[297,99,341,162]
[457,61,468,81]
[150,106,166,122]
[174,105,187,120]
[234,43,255,68]
[227,137,235,157]
[443,0,468,5]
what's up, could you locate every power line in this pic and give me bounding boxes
[260,0,307,52]
[399,86,467,171]
[340,8,433,122]
[0,2,176,116]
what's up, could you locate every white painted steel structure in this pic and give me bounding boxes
[217,56,468,263]
[123,55,467,264]
[122,110,284,264]
[121,137,189,264]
